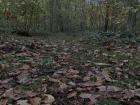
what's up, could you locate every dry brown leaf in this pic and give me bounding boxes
[17,53,28,56]
[135,89,140,98]
[67,74,80,79]
[17,72,30,84]
[79,81,102,87]
[0,64,9,69]
[94,63,110,66]
[136,82,140,87]
[68,69,79,75]
[30,97,41,105]
[122,90,135,99]
[26,91,37,97]
[97,86,122,92]
[43,94,55,104]
[17,100,31,105]
[3,88,14,98]
[68,81,76,86]
[0,99,8,105]
[88,95,100,105]
[20,64,30,70]
[82,82,101,87]
[60,83,68,90]
[102,70,111,81]
[0,78,13,84]
[83,76,90,81]
[67,91,77,98]
[47,76,62,84]
[79,93,92,99]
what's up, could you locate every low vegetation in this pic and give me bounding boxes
[0,33,140,105]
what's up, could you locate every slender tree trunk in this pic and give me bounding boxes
[104,4,110,32]
[127,8,138,32]
[125,0,138,32]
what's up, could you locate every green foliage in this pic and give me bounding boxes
[0,69,8,80]
[90,76,97,82]
[42,56,53,65]
[82,32,116,43]
[21,79,42,91]
[82,31,139,43]
[0,0,139,34]
[15,55,30,62]
[119,31,136,38]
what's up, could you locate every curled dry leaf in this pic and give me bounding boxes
[20,64,31,70]
[43,94,55,104]
[47,76,62,84]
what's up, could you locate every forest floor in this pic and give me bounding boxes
[0,33,140,105]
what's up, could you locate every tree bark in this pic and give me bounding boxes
[104,4,110,32]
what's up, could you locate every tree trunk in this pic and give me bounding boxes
[104,4,110,32]
[127,8,138,32]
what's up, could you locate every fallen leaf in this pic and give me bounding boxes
[68,81,76,86]
[60,83,68,90]
[136,82,140,87]
[79,81,102,87]
[135,89,140,98]
[67,91,77,98]
[18,72,30,84]
[3,88,14,98]
[17,100,30,105]
[97,86,122,92]
[30,97,41,105]
[47,76,62,84]
[0,78,13,84]
[83,76,90,81]
[94,63,110,66]
[79,93,92,99]
[43,94,55,104]
[20,64,30,70]
[0,98,8,105]
[0,64,9,69]
[122,90,135,99]
[68,69,79,75]
[88,95,100,105]
[102,70,111,81]
[26,91,38,97]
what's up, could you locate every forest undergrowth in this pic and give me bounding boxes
[0,33,140,105]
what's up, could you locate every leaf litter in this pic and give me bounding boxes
[0,35,140,105]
